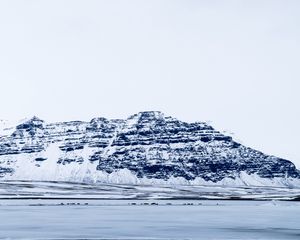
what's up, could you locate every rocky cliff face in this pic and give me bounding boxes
[0,112,299,186]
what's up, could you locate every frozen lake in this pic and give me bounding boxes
[0,200,299,240]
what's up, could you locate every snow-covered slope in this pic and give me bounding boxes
[0,112,299,187]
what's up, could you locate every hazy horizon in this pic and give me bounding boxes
[0,0,299,168]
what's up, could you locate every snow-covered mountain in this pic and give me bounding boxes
[0,111,299,187]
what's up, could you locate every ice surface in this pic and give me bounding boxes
[0,200,299,239]
[1,181,299,239]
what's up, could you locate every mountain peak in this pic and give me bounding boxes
[0,112,299,186]
[16,116,44,130]
[128,111,164,120]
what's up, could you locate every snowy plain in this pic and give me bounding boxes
[0,200,299,240]
[1,181,300,200]
[0,181,300,239]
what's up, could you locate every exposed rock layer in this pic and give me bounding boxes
[0,112,299,185]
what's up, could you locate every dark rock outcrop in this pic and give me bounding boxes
[0,112,299,184]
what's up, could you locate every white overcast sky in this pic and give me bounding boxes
[0,0,300,167]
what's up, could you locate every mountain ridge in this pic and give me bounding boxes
[0,111,299,187]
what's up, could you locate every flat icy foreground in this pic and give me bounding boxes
[1,181,300,200]
[0,200,299,240]
[1,181,299,239]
